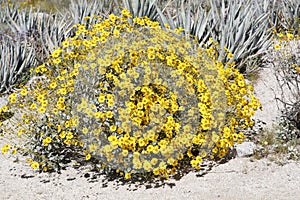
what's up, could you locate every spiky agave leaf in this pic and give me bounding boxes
[156,0,272,72]
[0,36,36,92]
[252,0,279,29]
[208,0,272,72]
[279,0,300,35]
[0,3,26,34]
[156,0,215,44]
[0,2,10,32]
[34,12,74,60]
[3,2,75,63]
[6,5,41,35]
[69,0,119,26]
[121,0,161,20]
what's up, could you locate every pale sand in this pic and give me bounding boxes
[1,150,299,200]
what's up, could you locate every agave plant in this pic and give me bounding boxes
[0,36,36,93]
[278,0,300,35]
[0,2,10,33]
[34,12,73,60]
[6,4,40,35]
[121,0,161,20]
[252,0,279,29]
[4,3,74,63]
[156,0,214,43]
[156,0,273,73]
[0,2,23,34]
[209,0,272,72]
[69,0,120,26]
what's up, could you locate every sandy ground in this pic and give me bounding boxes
[253,66,281,128]
[1,66,300,199]
[0,150,300,200]
[1,151,299,200]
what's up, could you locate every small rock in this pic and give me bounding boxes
[235,142,256,157]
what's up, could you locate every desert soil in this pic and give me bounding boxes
[1,151,299,200]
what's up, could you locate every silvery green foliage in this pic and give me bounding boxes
[4,3,74,61]
[6,5,39,34]
[270,38,300,142]
[156,0,215,43]
[0,2,10,32]
[0,36,36,92]
[279,0,300,34]
[157,0,273,72]
[276,115,300,142]
[0,3,73,92]
[121,0,160,20]
[252,0,279,28]
[69,0,118,26]
[33,12,73,59]
[210,0,272,72]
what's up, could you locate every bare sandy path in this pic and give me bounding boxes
[1,151,299,200]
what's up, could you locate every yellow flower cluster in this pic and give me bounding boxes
[1,144,10,154]
[0,10,261,179]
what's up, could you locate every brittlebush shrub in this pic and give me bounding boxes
[0,10,261,179]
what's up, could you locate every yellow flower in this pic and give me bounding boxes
[85,153,91,160]
[108,135,118,144]
[89,143,98,152]
[38,106,46,113]
[107,100,114,107]
[124,172,131,179]
[238,132,245,139]
[17,129,24,136]
[106,111,113,118]
[51,48,62,58]
[190,159,197,167]
[29,103,37,109]
[12,149,17,154]
[45,137,52,144]
[59,131,66,139]
[277,33,284,38]
[49,81,57,89]
[57,102,66,110]
[62,40,69,48]
[43,166,48,172]
[110,125,117,132]
[0,105,8,112]
[274,44,281,50]
[227,52,234,59]
[147,52,155,60]
[98,94,105,103]
[143,160,152,172]
[232,133,239,141]
[121,9,132,18]
[1,144,10,154]
[82,127,88,134]
[41,100,48,107]
[64,139,71,145]
[287,33,294,40]
[31,161,40,170]
[8,93,17,103]
[66,131,74,139]
[43,137,52,146]
[52,58,62,64]
[20,89,28,96]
